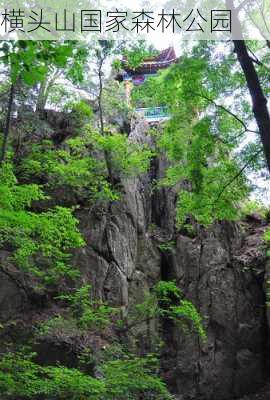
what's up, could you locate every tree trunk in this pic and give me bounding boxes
[97,55,115,183]
[226,0,270,173]
[36,70,59,115]
[97,58,104,136]
[233,40,270,172]
[0,83,15,166]
[36,79,48,114]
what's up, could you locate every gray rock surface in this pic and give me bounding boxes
[72,120,269,399]
[0,118,269,400]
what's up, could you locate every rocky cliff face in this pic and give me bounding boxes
[163,222,268,400]
[0,117,269,400]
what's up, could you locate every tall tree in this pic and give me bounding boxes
[0,41,75,165]
[226,0,270,173]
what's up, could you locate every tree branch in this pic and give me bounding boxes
[212,148,263,206]
[195,92,258,135]
[236,0,251,13]
[0,82,15,166]
[184,149,263,215]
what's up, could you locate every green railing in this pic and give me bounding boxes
[135,106,170,122]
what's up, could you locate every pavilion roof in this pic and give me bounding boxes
[121,47,178,75]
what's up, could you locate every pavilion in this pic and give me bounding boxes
[116,47,178,122]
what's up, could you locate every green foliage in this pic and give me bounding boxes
[264,228,270,268]
[90,130,154,177]
[0,350,172,400]
[129,43,263,227]
[173,156,248,226]
[102,355,172,400]
[264,229,270,244]
[131,76,161,108]
[65,43,89,84]
[158,241,176,252]
[240,199,268,219]
[152,53,250,226]
[35,314,79,339]
[169,300,206,340]
[70,100,93,117]
[265,280,270,307]
[153,281,206,340]
[0,350,105,400]
[19,134,119,203]
[47,84,77,109]
[112,58,122,72]
[0,163,84,286]
[123,42,158,70]
[127,281,206,341]
[102,81,130,120]
[20,124,153,202]
[2,39,268,400]
[153,281,182,302]
[0,41,74,84]
[64,99,93,127]
[78,343,131,375]
[57,285,116,331]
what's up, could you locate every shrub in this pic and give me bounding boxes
[240,199,268,219]
[0,163,84,286]
[56,285,117,331]
[0,350,173,400]
[0,350,105,400]
[153,281,206,340]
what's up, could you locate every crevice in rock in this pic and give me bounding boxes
[159,250,179,392]
[261,291,270,378]
[195,239,204,397]
[258,265,270,382]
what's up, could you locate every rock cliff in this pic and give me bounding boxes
[0,117,269,400]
